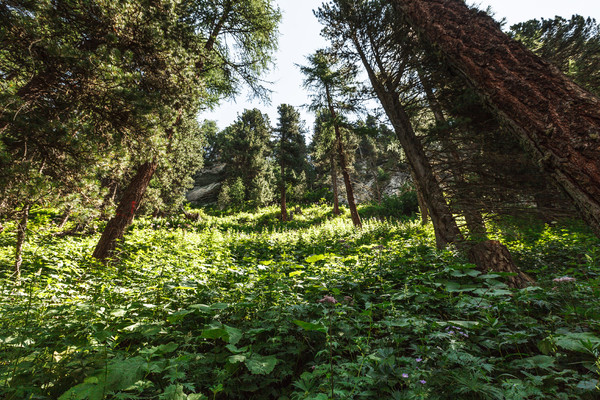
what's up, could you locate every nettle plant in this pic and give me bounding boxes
[0,205,599,399]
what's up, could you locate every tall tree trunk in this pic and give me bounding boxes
[352,36,460,247]
[410,169,429,224]
[325,88,362,228]
[92,160,158,260]
[14,204,30,280]
[393,0,600,237]
[468,240,535,289]
[419,70,488,239]
[280,185,288,222]
[280,131,288,222]
[330,153,341,216]
[419,69,532,282]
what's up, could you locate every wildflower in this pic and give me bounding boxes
[553,276,576,283]
[402,373,409,378]
[416,358,422,362]
[318,295,337,304]
[420,380,426,384]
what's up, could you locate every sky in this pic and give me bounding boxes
[200,0,600,133]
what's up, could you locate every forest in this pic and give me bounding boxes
[1,0,600,399]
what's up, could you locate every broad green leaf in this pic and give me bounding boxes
[576,379,598,391]
[446,320,479,329]
[514,355,555,370]
[224,325,243,345]
[110,308,127,317]
[158,342,178,354]
[293,320,327,333]
[201,327,228,340]
[228,354,247,364]
[555,332,600,353]
[245,355,277,375]
[305,254,326,263]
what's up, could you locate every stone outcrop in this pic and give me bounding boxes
[186,163,226,205]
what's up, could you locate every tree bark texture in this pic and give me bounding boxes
[92,161,158,260]
[468,240,535,289]
[330,153,341,216]
[14,204,30,279]
[393,0,600,237]
[352,37,460,247]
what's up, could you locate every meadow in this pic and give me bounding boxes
[1,205,599,399]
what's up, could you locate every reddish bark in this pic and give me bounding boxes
[330,153,341,216]
[92,161,158,260]
[393,0,600,237]
[469,240,535,289]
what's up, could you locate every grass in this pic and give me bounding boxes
[0,205,599,399]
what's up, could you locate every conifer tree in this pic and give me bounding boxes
[274,104,307,220]
[300,50,362,227]
[391,0,600,238]
[219,109,275,207]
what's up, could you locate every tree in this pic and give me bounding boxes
[391,0,600,238]
[510,15,600,96]
[219,109,275,207]
[316,0,459,245]
[93,0,280,259]
[310,111,341,215]
[300,50,362,228]
[274,104,307,221]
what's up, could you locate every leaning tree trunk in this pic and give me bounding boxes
[14,204,30,280]
[468,240,535,289]
[325,88,362,228]
[330,153,341,216]
[419,70,533,281]
[351,33,460,247]
[352,38,460,247]
[419,70,488,239]
[392,0,600,238]
[335,131,362,228]
[92,160,158,260]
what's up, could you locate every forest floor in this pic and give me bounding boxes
[1,205,600,399]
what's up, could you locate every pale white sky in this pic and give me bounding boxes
[201,0,600,132]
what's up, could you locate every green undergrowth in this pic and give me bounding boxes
[1,205,599,399]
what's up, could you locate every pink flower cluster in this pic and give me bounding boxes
[318,295,338,304]
[553,276,576,283]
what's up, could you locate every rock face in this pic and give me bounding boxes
[186,161,412,206]
[338,161,412,204]
[186,163,226,205]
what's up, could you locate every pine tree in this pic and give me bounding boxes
[391,0,600,238]
[510,15,600,96]
[300,50,362,228]
[220,109,275,207]
[315,0,458,244]
[274,104,308,220]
